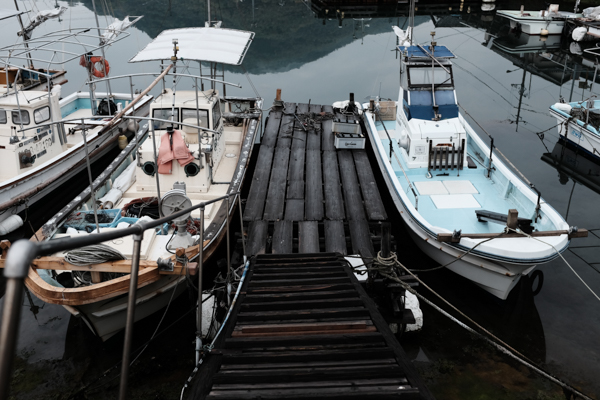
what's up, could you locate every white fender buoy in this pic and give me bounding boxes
[541,28,549,36]
[0,215,23,235]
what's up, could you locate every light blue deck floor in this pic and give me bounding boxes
[381,136,529,235]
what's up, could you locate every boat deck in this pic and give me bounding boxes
[243,102,387,258]
[375,121,535,234]
[189,253,434,400]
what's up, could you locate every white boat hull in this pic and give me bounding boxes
[551,111,600,160]
[496,10,579,35]
[0,98,152,226]
[74,275,188,341]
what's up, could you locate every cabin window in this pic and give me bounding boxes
[11,110,30,125]
[152,108,179,130]
[182,109,209,129]
[0,109,6,124]
[212,103,222,128]
[34,106,50,124]
[408,66,453,87]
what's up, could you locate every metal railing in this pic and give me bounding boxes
[0,190,246,400]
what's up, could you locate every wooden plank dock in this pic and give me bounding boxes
[192,253,434,400]
[244,102,387,258]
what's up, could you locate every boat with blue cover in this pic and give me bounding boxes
[362,35,573,299]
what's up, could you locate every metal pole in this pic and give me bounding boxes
[12,0,34,70]
[381,222,391,259]
[91,0,113,103]
[237,194,246,263]
[226,195,231,281]
[82,120,100,232]
[129,75,134,100]
[195,77,203,167]
[195,205,205,365]
[118,231,143,400]
[150,124,161,214]
[0,240,38,400]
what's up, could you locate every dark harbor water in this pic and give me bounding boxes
[1,0,599,398]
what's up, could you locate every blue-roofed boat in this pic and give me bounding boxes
[549,100,600,161]
[362,36,571,300]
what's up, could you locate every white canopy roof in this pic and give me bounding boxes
[129,27,254,65]
[0,9,23,21]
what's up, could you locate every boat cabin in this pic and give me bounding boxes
[136,88,226,194]
[395,44,466,170]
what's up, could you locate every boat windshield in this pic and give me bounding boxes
[407,65,453,88]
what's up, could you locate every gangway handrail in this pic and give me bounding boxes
[0,189,244,400]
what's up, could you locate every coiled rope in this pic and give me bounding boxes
[64,244,125,266]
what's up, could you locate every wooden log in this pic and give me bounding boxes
[437,228,589,243]
[272,220,293,254]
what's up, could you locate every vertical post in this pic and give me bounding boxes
[118,231,143,400]
[129,75,134,100]
[195,77,203,167]
[91,0,113,103]
[381,222,391,259]
[226,195,231,281]
[82,120,100,232]
[150,124,162,213]
[237,194,246,263]
[487,137,494,178]
[0,240,38,400]
[195,205,205,365]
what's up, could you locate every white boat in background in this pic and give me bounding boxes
[496,5,580,36]
[362,34,575,300]
[550,99,600,160]
[20,26,262,341]
[0,18,150,235]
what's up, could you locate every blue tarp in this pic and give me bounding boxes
[398,45,455,59]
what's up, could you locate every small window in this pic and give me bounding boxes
[12,110,30,125]
[0,109,6,124]
[34,106,50,124]
[182,108,209,129]
[152,108,179,130]
[212,103,221,129]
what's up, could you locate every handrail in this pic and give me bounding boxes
[374,109,419,211]
[0,190,243,399]
[89,72,241,89]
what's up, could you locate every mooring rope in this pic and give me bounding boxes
[368,251,595,400]
[64,244,125,266]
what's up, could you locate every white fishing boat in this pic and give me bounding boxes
[19,26,262,340]
[496,5,580,36]
[361,34,575,300]
[0,19,151,235]
[549,99,600,160]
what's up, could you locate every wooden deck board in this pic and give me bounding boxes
[353,151,387,221]
[305,150,324,221]
[337,150,367,221]
[322,151,345,220]
[324,220,347,255]
[272,220,293,254]
[298,221,320,253]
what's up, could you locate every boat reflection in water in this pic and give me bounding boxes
[542,137,600,196]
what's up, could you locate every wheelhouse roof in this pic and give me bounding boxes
[129,27,254,65]
[398,45,456,59]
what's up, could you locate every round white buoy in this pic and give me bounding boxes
[118,135,128,150]
[541,28,549,36]
[0,214,23,235]
[572,27,588,42]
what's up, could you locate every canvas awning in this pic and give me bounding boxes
[129,27,254,65]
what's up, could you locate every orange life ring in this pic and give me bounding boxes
[90,56,110,78]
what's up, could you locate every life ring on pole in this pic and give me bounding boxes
[90,56,110,78]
